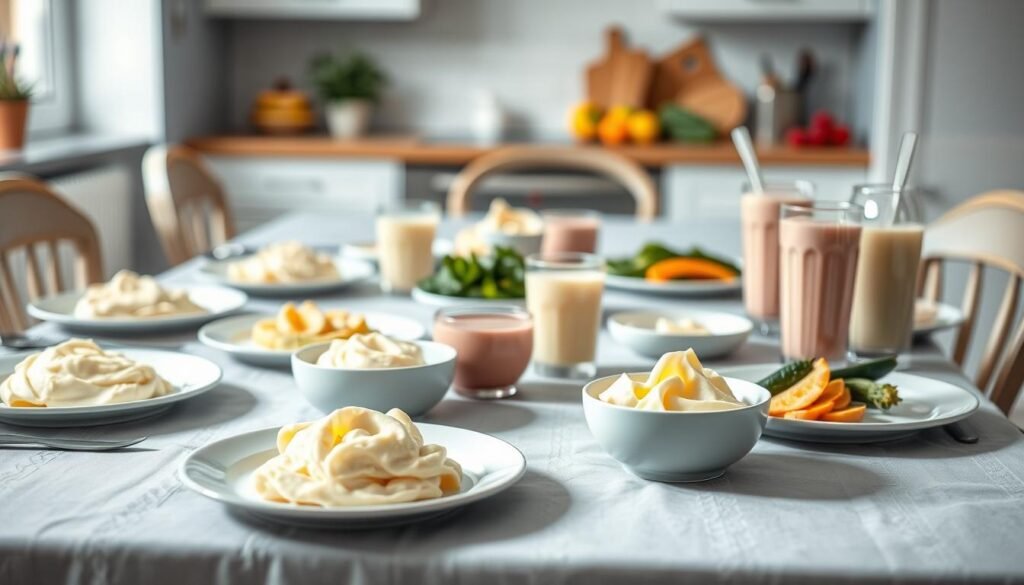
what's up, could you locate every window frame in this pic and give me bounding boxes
[21,0,75,136]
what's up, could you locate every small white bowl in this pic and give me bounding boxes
[582,374,769,482]
[482,232,543,256]
[608,310,753,359]
[291,341,456,417]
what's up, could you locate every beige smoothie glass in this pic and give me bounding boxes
[376,200,441,294]
[848,186,924,357]
[433,306,534,399]
[740,181,814,334]
[779,202,863,361]
[526,252,605,379]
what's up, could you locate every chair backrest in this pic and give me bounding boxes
[446,146,658,220]
[918,190,1024,413]
[143,144,236,266]
[0,176,103,332]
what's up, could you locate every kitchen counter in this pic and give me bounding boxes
[186,135,870,168]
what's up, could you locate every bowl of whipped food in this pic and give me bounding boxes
[582,349,770,482]
[454,198,545,257]
[292,333,456,416]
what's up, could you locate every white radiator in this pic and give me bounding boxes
[50,165,134,278]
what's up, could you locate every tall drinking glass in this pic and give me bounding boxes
[540,209,601,255]
[740,181,815,334]
[376,200,440,294]
[779,202,863,361]
[526,252,604,379]
[848,186,924,357]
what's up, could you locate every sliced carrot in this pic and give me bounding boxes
[831,384,852,410]
[768,358,831,416]
[644,257,738,282]
[821,402,867,423]
[783,399,835,420]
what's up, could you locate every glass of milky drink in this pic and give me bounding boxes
[779,202,863,362]
[740,181,815,335]
[540,209,601,255]
[376,200,441,294]
[526,252,605,379]
[432,306,534,399]
[848,185,924,357]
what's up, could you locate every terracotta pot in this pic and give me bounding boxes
[0,100,29,150]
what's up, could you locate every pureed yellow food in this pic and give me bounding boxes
[74,270,204,319]
[228,241,339,284]
[316,333,424,369]
[251,301,371,350]
[0,338,172,407]
[599,349,743,412]
[251,407,462,507]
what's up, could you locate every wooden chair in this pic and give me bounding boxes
[143,144,236,266]
[918,190,1024,414]
[446,146,658,220]
[0,176,103,332]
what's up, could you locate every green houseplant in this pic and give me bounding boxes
[309,51,387,139]
[0,46,32,150]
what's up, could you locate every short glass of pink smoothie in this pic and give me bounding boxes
[540,209,601,255]
[779,202,863,362]
[740,181,814,334]
[432,306,534,399]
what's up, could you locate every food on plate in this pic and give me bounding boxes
[598,349,743,412]
[0,338,171,407]
[251,407,462,507]
[418,247,525,299]
[758,355,902,422]
[73,270,205,319]
[454,198,543,256]
[654,317,710,335]
[315,332,424,369]
[251,300,371,350]
[606,242,740,283]
[227,241,339,284]
[914,299,939,327]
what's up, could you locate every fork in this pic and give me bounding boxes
[0,433,147,451]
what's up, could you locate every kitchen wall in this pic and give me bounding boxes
[224,0,867,139]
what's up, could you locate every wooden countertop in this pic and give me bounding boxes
[186,135,870,168]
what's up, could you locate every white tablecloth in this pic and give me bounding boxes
[3,214,1023,585]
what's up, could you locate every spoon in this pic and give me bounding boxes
[891,131,918,191]
[731,126,765,194]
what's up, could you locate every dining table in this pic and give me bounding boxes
[3,212,1024,585]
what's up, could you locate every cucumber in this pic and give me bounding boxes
[831,356,898,381]
[756,360,814,395]
[659,104,717,143]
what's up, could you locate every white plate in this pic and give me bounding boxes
[605,273,742,297]
[0,348,222,427]
[179,423,527,529]
[719,364,980,443]
[27,286,248,333]
[198,312,428,367]
[342,239,455,264]
[913,301,965,338]
[411,286,525,308]
[608,310,752,359]
[200,257,375,297]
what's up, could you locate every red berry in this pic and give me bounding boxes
[810,110,835,133]
[830,124,851,146]
[807,126,829,146]
[786,127,809,147]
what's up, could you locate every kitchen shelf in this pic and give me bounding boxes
[656,0,874,22]
[204,0,420,20]
[186,135,870,168]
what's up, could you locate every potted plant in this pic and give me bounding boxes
[309,51,387,139]
[0,45,31,150]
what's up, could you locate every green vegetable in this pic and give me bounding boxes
[606,242,740,278]
[418,247,525,299]
[844,378,902,410]
[756,360,814,395]
[659,104,717,143]
[831,356,898,381]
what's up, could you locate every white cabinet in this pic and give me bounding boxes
[662,165,868,221]
[204,157,403,233]
[657,0,874,21]
[205,0,420,20]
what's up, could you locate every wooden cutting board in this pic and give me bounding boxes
[585,26,652,109]
[649,37,747,133]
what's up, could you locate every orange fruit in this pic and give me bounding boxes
[768,358,830,416]
[627,110,661,145]
[822,402,867,423]
[813,379,845,407]
[783,399,835,421]
[598,114,630,146]
[569,102,603,143]
[831,383,852,410]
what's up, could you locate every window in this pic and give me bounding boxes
[1,0,73,135]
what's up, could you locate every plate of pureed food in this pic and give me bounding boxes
[0,338,222,427]
[913,299,966,338]
[178,406,527,529]
[412,247,526,307]
[201,241,374,296]
[27,270,247,333]
[720,356,980,443]
[198,300,426,367]
[605,242,742,297]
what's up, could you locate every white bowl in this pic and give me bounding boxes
[482,231,543,256]
[607,310,753,359]
[411,286,525,308]
[582,374,769,482]
[291,341,456,417]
